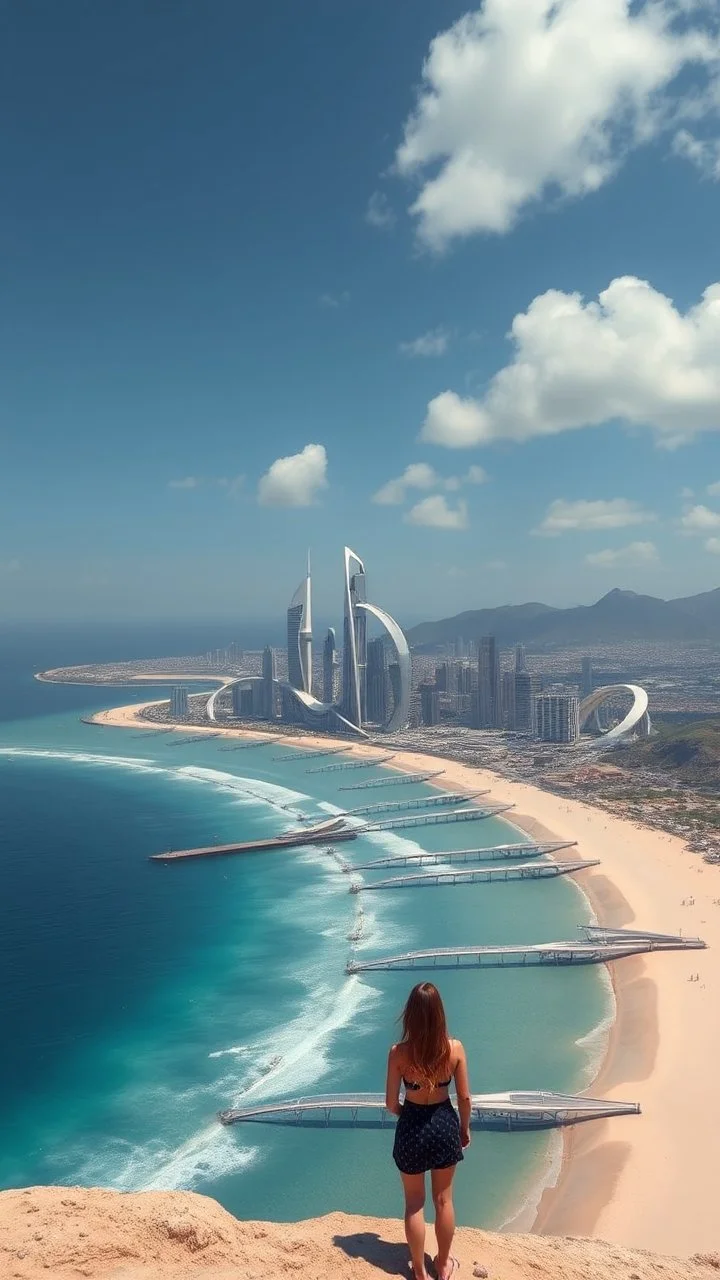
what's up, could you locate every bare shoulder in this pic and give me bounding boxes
[388,1042,403,1061]
[450,1037,466,1059]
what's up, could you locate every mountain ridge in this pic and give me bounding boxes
[406,587,720,648]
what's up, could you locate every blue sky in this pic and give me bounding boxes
[2,0,720,624]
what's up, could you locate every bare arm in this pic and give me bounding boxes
[453,1039,472,1146]
[385,1045,403,1117]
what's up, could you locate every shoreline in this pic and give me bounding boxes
[88,700,719,1256]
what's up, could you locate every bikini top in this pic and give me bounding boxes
[402,1075,452,1091]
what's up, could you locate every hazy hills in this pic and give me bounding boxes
[407,587,720,649]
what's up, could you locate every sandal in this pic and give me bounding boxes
[433,1256,460,1280]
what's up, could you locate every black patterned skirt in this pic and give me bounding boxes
[392,1098,464,1175]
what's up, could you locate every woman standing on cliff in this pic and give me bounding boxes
[385,982,472,1280]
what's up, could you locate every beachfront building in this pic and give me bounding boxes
[477,635,502,728]
[535,693,581,744]
[323,627,337,704]
[261,646,277,720]
[170,686,189,719]
[514,671,542,735]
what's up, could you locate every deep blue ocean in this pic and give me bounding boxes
[0,624,611,1228]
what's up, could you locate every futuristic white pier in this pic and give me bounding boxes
[348,841,578,871]
[348,858,599,893]
[218,1091,640,1130]
[346,927,706,973]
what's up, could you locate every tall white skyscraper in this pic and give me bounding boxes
[286,553,312,694]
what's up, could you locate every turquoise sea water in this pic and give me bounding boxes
[0,646,611,1229]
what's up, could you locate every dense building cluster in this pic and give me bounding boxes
[416,635,583,743]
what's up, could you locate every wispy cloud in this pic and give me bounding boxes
[399,327,450,358]
[585,541,659,568]
[319,290,350,308]
[372,463,438,506]
[217,474,246,497]
[536,498,656,536]
[366,191,396,229]
[168,475,245,497]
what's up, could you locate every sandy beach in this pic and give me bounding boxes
[90,700,720,1257]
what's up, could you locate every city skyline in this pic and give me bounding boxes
[1,2,720,622]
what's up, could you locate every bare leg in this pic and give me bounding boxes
[431,1165,457,1279]
[400,1171,428,1280]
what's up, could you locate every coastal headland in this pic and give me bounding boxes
[86,695,720,1258]
[3,1188,719,1280]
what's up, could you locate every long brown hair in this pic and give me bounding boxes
[399,982,451,1089]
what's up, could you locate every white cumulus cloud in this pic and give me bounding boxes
[680,503,720,531]
[405,494,469,530]
[420,277,720,449]
[586,541,659,567]
[707,480,720,496]
[706,537,720,554]
[168,476,199,490]
[536,498,656,536]
[257,444,328,508]
[395,0,720,249]
[372,463,439,505]
[399,328,449,358]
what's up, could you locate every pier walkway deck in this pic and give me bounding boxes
[346,926,706,973]
[273,747,347,762]
[361,804,513,832]
[168,732,221,745]
[218,1090,640,1130]
[349,840,577,871]
[150,817,355,862]
[349,858,599,893]
[341,790,488,818]
[219,737,281,751]
[339,770,444,792]
[307,755,395,774]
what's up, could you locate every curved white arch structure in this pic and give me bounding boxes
[356,602,411,733]
[206,677,263,722]
[206,681,233,722]
[578,684,650,744]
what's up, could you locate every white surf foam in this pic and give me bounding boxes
[0,747,162,773]
[498,1129,564,1232]
[0,748,311,816]
[58,1125,258,1193]
[223,971,383,1104]
[574,964,616,1088]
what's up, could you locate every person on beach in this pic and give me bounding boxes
[385,982,472,1280]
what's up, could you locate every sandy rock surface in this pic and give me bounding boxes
[1,1187,719,1280]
